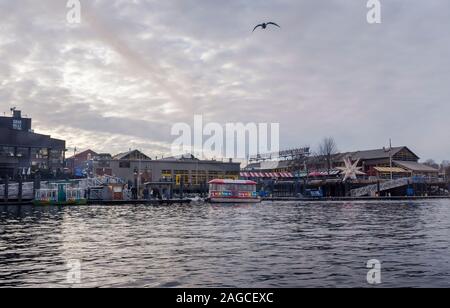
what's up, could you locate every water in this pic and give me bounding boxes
[0,200,449,288]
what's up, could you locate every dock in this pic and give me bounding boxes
[263,196,450,202]
[87,199,192,206]
[0,199,192,206]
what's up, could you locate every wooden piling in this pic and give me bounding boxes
[4,177,8,203]
[180,177,184,199]
[18,176,23,202]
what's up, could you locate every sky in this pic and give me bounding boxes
[0,0,449,162]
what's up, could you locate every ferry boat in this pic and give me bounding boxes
[207,179,261,203]
[34,182,87,206]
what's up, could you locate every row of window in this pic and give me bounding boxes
[0,146,63,160]
[119,165,238,177]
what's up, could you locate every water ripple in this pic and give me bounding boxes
[0,200,450,287]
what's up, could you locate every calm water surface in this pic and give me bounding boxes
[1,200,450,288]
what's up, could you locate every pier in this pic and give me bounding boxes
[260,178,450,199]
[1,175,449,206]
[263,195,450,202]
[87,199,192,206]
[0,199,192,207]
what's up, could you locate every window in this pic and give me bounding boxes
[0,146,15,157]
[208,171,219,181]
[50,150,63,164]
[197,170,207,184]
[98,160,110,168]
[162,170,172,177]
[16,147,29,159]
[32,148,49,159]
[191,174,198,185]
[119,161,131,168]
[175,170,189,185]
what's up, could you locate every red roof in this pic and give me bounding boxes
[68,149,98,160]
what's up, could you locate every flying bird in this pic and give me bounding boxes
[252,22,281,32]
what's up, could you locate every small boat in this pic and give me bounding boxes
[207,179,261,204]
[34,182,87,206]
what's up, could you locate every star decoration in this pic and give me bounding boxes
[337,157,365,182]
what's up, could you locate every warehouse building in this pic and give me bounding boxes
[92,150,241,191]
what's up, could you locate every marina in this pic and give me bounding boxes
[2,111,449,206]
[1,171,449,206]
[1,0,450,290]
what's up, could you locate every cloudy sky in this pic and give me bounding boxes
[1,0,449,162]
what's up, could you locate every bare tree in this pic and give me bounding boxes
[318,137,338,174]
[424,159,439,170]
[443,161,450,179]
[441,160,450,170]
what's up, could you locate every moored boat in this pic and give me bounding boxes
[207,179,261,203]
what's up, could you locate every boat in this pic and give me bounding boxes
[34,181,87,206]
[207,179,261,203]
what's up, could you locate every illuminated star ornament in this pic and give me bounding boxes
[338,157,365,182]
[252,22,281,32]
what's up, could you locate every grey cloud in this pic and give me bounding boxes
[0,0,449,161]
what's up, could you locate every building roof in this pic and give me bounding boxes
[244,146,422,171]
[260,161,280,170]
[113,149,151,160]
[157,155,240,166]
[244,160,292,171]
[374,167,410,173]
[344,147,414,160]
[393,161,440,173]
[68,149,98,160]
[159,154,199,161]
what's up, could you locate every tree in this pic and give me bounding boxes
[442,161,450,178]
[441,160,450,170]
[424,159,439,170]
[318,137,338,174]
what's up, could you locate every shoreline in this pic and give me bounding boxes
[263,196,450,202]
[1,196,450,206]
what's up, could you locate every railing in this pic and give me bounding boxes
[0,175,125,201]
[351,178,411,197]
[78,175,125,188]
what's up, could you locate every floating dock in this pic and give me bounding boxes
[263,196,450,202]
[0,199,192,206]
[87,199,192,206]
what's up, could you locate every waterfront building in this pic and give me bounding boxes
[242,146,440,179]
[336,147,440,178]
[0,109,66,179]
[66,149,98,177]
[92,150,241,191]
[92,153,113,176]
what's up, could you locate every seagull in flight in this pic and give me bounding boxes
[252,22,281,32]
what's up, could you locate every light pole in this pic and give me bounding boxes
[389,139,393,181]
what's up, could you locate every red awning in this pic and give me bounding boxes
[240,172,294,178]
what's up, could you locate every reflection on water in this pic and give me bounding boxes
[0,200,449,287]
